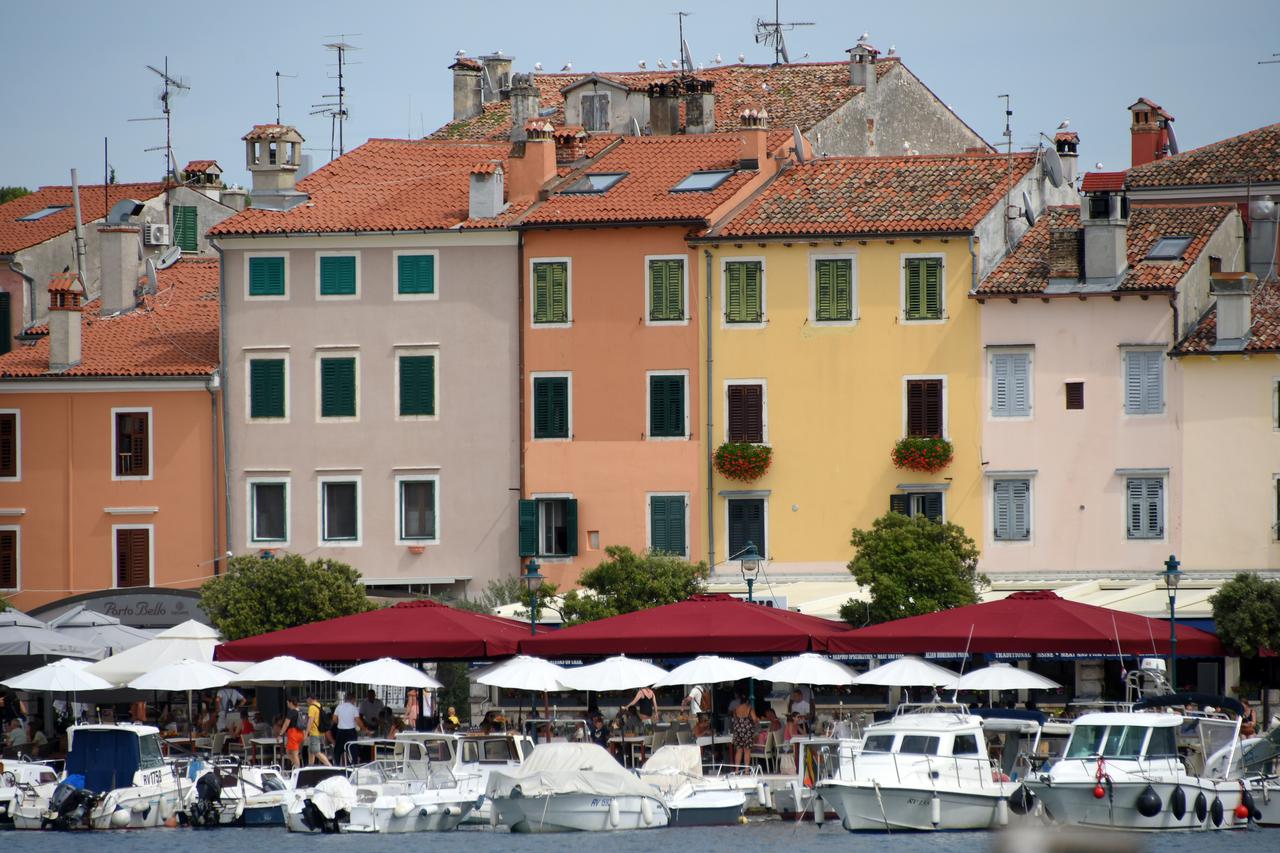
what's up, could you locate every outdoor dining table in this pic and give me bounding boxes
[608,734,649,767]
[251,736,283,765]
[696,733,734,765]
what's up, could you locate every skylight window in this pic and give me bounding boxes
[17,205,70,221]
[672,169,735,192]
[1146,236,1193,260]
[563,173,626,194]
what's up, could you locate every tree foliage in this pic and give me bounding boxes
[199,553,373,640]
[839,512,985,626]
[1209,572,1280,657]
[0,187,30,205]
[537,546,708,626]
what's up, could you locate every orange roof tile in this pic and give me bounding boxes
[1176,277,1280,355]
[714,153,1036,238]
[1126,122,1280,189]
[0,182,166,255]
[0,258,219,378]
[1081,171,1128,192]
[183,160,219,174]
[1129,97,1174,121]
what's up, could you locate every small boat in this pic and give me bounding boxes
[487,742,669,832]
[1242,727,1279,827]
[241,764,351,827]
[638,745,746,826]
[395,729,533,824]
[181,757,288,827]
[0,760,60,827]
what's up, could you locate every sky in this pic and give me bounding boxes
[1,1,1276,189]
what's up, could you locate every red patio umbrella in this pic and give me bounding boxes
[214,600,529,662]
[825,590,1224,657]
[519,593,848,657]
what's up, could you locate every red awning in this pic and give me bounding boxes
[214,600,530,662]
[825,590,1224,656]
[519,593,848,657]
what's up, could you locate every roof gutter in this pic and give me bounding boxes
[690,228,976,244]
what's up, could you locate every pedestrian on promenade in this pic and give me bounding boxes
[305,694,330,766]
[332,692,361,765]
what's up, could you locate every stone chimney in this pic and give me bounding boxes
[648,82,680,136]
[1129,98,1173,168]
[1055,131,1079,186]
[684,79,716,135]
[1210,271,1258,349]
[451,58,483,121]
[479,52,514,102]
[508,121,557,201]
[739,108,769,170]
[554,127,589,165]
[47,271,84,371]
[219,187,248,212]
[508,73,541,142]
[1048,228,1082,282]
[98,222,141,315]
[1081,190,1129,286]
[469,162,505,220]
[847,40,880,95]
[243,124,308,210]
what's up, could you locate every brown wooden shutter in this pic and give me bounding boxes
[0,413,15,478]
[115,412,150,477]
[906,380,943,437]
[1065,381,1085,410]
[726,385,763,443]
[0,529,16,588]
[923,380,943,436]
[116,528,150,587]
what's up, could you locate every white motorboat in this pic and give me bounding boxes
[1242,728,1278,827]
[0,759,59,827]
[240,764,350,827]
[181,757,288,827]
[396,729,533,824]
[638,745,746,826]
[487,742,669,832]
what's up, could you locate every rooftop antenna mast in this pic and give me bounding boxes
[1260,52,1280,65]
[310,35,360,160]
[129,57,190,183]
[275,70,298,125]
[999,94,1015,249]
[674,11,692,76]
[754,0,813,65]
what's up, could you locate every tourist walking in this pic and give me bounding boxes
[730,693,758,769]
[332,692,361,765]
[305,694,331,765]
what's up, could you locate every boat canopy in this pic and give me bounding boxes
[65,726,163,793]
[487,742,657,799]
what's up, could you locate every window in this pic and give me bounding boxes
[319,356,357,419]
[1146,726,1178,758]
[518,497,579,557]
[532,260,569,324]
[396,253,436,297]
[649,495,687,556]
[321,479,360,543]
[319,254,357,297]
[903,257,942,320]
[906,379,944,437]
[0,291,10,355]
[863,735,895,752]
[1124,349,1164,415]
[173,205,198,252]
[1103,725,1147,759]
[563,172,625,194]
[727,498,765,559]
[952,734,980,756]
[1126,477,1163,539]
[16,205,69,221]
[114,410,150,478]
[114,527,151,588]
[813,258,854,322]
[0,412,17,479]
[648,372,686,438]
[724,260,763,324]
[249,480,288,544]
[899,735,941,755]
[726,384,764,443]
[1088,195,1111,221]
[1146,236,1193,260]
[532,375,570,439]
[1065,725,1106,759]
[581,93,610,132]
[398,478,438,542]
[0,528,17,590]
[990,351,1031,417]
[248,256,286,297]
[673,170,734,192]
[647,258,685,322]
[1065,381,1085,410]
[248,358,287,419]
[398,354,436,417]
[890,492,944,522]
[993,479,1030,541]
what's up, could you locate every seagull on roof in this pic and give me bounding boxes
[888,45,896,55]
[534,62,543,71]
[672,58,681,69]
[657,58,667,69]
[638,60,647,69]
[902,141,911,152]
[738,52,746,62]
[859,31,870,42]
[1095,162,1104,170]
[1058,119,1071,130]
[455,49,467,57]
[561,61,573,71]
[713,53,722,64]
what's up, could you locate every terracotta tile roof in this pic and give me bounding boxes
[0,258,219,378]
[1176,278,1280,354]
[430,60,900,141]
[714,152,1036,238]
[183,160,219,174]
[209,138,535,236]
[1129,97,1174,121]
[1126,122,1280,189]
[1055,131,1079,144]
[1081,171,1128,192]
[977,204,1233,296]
[0,182,166,255]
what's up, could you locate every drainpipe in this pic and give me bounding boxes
[206,371,222,575]
[517,231,526,563]
[968,234,979,293]
[704,248,715,575]
[212,239,233,558]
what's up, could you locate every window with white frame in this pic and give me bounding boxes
[320,478,360,543]
[1123,349,1164,415]
[992,479,1031,541]
[1125,476,1164,539]
[398,477,438,543]
[249,479,288,544]
[114,526,152,588]
[990,350,1031,417]
[0,526,18,590]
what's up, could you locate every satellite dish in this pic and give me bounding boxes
[629,116,641,137]
[1022,191,1037,226]
[681,39,694,73]
[1042,148,1064,188]
[792,126,806,162]
[144,257,159,295]
[107,199,145,224]
[156,245,182,270]
[1165,121,1179,155]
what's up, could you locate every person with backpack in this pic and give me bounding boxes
[279,697,304,770]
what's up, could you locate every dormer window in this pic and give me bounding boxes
[563,172,626,194]
[581,93,610,132]
[1146,236,1193,261]
[673,170,734,192]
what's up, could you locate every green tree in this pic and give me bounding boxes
[199,553,373,640]
[537,545,708,626]
[1209,572,1280,657]
[839,512,985,626]
[425,576,528,615]
[433,661,473,724]
[0,187,30,205]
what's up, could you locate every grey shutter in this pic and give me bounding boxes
[995,480,1030,540]
[1125,351,1163,414]
[993,481,1012,539]
[1011,480,1030,539]
[991,354,1011,417]
[1147,478,1163,537]
[992,353,1029,417]
[1126,478,1144,537]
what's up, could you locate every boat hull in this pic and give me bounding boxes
[493,793,669,833]
[1027,780,1250,831]
[819,781,1004,831]
[343,796,474,833]
[13,784,187,830]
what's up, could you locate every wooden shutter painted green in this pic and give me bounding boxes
[249,359,286,418]
[650,495,686,555]
[563,499,579,556]
[248,256,285,296]
[397,254,436,295]
[725,261,762,323]
[399,355,436,416]
[320,357,356,418]
[518,500,539,556]
[814,259,852,321]
[727,499,765,557]
[905,258,941,320]
[533,376,569,438]
[923,492,943,522]
[889,494,910,516]
[319,255,357,296]
[0,292,9,355]
[173,205,198,252]
[649,259,683,321]
[533,262,568,323]
[649,374,684,437]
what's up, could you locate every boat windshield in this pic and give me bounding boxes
[898,735,940,755]
[138,734,164,769]
[1065,725,1152,759]
[952,734,981,755]
[862,734,895,752]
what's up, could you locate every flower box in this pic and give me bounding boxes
[714,442,772,482]
[408,545,426,555]
[891,436,953,473]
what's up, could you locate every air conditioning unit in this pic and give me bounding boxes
[143,223,171,246]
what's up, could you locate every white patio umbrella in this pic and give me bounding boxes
[474,655,572,692]
[652,655,763,687]
[0,609,107,659]
[559,654,667,692]
[335,657,442,689]
[85,619,221,686]
[2,657,114,692]
[852,656,959,688]
[47,606,155,655]
[955,662,1061,692]
[231,655,334,686]
[128,658,237,739]
[758,653,859,686]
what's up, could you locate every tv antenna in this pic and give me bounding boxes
[310,35,360,160]
[1260,52,1280,65]
[275,70,298,125]
[754,0,813,65]
[673,12,693,75]
[128,57,189,183]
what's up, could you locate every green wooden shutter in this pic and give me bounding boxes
[649,259,683,321]
[889,494,910,515]
[564,498,579,556]
[533,264,551,322]
[398,254,436,295]
[833,258,852,320]
[923,258,942,318]
[533,377,568,438]
[399,355,435,416]
[518,500,539,556]
[533,262,568,323]
[173,205,198,252]
[549,262,567,322]
[744,262,762,322]
[249,359,285,418]
[0,292,9,355]
[725,262,743,322]
[814,260,834,321]
[923,492,943,522]
[320,357,356,418]
[650,496,669,553]
[320,255,357,296]
[904,259,923,319]
[649,374,684,437]
[650,495,686,554]
[665,260,683,319]
[532,379,551,437]
[248,256,285,296]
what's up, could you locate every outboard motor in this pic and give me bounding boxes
[42,781,98,830]
[187,772,223,828]
[300,799,343,834]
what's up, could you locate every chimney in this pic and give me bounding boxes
[97,222,141,315]
[1081,190,1129,285]
[219,187,248,212]
[738,108,769,170]
[1048,228,1082,282]
[1210,271,1258,349]
[1055,131,1079,186]
[47,271,84,371]
[479,52,514,102]
[554,127,589,165]
[847,40,880,96]
[508,73,541,142]
[1248,196,1279,282]
[1129,98,1172,168]
[451,58,483,121]
[243,124,308,210]
[684,79,716,135]
[648,82,680,136]
[508,121,557,200]
[469,162,505,219]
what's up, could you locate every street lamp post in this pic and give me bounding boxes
[1163,554,1183,690]
[524,558,544,637]
[738,541,762,707]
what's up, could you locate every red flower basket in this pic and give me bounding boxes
[714,442,772,482]
[891,436,953,473]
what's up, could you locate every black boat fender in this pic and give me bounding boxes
[1194,791,1208,823]
[1007,785,1036,816]
[1210,796,1224,827]
[1169,786,1186,821]
[1135,785,1162,818]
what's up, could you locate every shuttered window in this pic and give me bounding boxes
[249,359,286,419]
[398,355,436,417]
[991,352,1031,417]
[724,261,763,323]
[904,257,942,320]
[399,479,437,541]
[814,258,853,322]
[115,528,150,588]
[114,411,150,477]
[727,498,765,558]
[581,93,610,132]
[1126,477,1163,539]
[319,255,357,296]
[726,384,764,443]
[518,498,578,556]
[1066,381,1085,410]
[1124,350,1164,415]
[889,492,944,522]
[650,495,687,555]
[649,374,686,438]
[993,479,1031,541]
[251,482,287,543]
[397,254,436,295]
[322,481,359,541]
[532,376,570,439]
[319,357,357,418]
[0,413,16,478]
[0,529,16,589]
[0,291,10,355]
[906,379,944,437]
[532,262,569,324]
[648,259,684,321]
[173,205,198,252]
[248,256,285,296]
